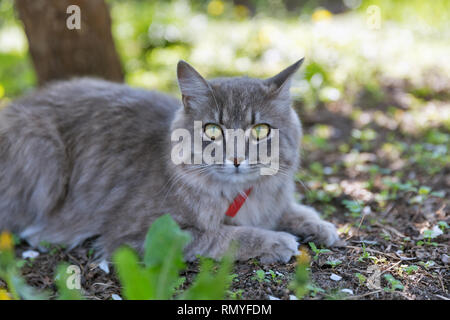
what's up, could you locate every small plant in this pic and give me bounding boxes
[249,258,260,267]
[252,269,266,283]
[418,186,431,196]
[308,242,331,261]
[0,232,81,300]
[354,273,366,285]
[401,265,419,275]
[38,241,65,255]
[38,240,52,250]
[383,274,404,292]
[391,179,418,193]
[302,134,331,151]
[229,273,239,283]
[305,189,332,204]
[342,199,362,218]
[250,269,282,284]
[326,259,342,268]
[289,247,311,299]
[54,263,84,300]
[321,204,337,219]
[113,214,234,300]
[358,243,374,262]
[422,229,439,246]
[267,269,276,280]
[431,191,445,198]
[227,289,244,300]
[309,162,325,177]
[325,288,348,300]
[419,260,435,270]
[437,221,449,231]
[87,248,95,258]
[113,214,191,299]
[179,255,233,300]
[382,178,417,202]
[380,232,391,241]
[306,283,325,297]
[266,269,282,283]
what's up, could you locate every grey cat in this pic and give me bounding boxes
[0,59,339,263]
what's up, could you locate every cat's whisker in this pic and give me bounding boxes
[158,165,213,206]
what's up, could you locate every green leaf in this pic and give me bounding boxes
[342,199,362,213]
[438,221,449,230]
[143,214,191,299]
[289,255,311,299]
[181,251,233,300]
[113,247,154,300]
[113,214,192,300]
[11,274,50,300]
[143,214,191,268]
[308,242,318,253]
[418,186,431,195]
[253,269,266,282]
[55,263,83,300]
[384,274,404,291]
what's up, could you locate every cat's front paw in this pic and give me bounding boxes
[297,219,339,247]
[258,231,299,264]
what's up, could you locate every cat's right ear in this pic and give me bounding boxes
[177,60,211,110]
[265,58,304,101]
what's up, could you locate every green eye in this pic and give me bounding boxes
[251,124,270,140]
[204,123,223,140]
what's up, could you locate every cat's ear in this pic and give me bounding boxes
[265,58,304,99]
[177,60,211,109]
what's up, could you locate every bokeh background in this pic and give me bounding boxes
[0,0,449,299]
[1,0,448,179]
[1,0,450,100]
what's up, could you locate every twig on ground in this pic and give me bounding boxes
[346,245,400,260]
[374,222,406,238]
[347,289,383,299]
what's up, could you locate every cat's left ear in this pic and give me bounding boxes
[265,58,304,99]
[177,60,211,110]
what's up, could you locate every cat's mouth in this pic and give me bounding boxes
[181,163,274,183]
[214,164,262,182]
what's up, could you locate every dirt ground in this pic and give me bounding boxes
[3,76,449,300]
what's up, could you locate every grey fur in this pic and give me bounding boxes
[0,60,339,263]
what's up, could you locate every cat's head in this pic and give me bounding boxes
[171,59,304,185]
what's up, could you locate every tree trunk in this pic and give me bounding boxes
[15,0,124,85]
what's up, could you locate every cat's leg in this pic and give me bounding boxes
[277,202,340,247]
[183,225,300,264]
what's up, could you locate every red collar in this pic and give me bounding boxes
[225,187,253,218]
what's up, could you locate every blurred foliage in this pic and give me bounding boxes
[1,0,449,101]
[289,245,314,299]
[360,0,450,30]
[114,214,192,300]
[0,0,35,104]
[0,231,83,300]
[114,214,235,300]
[0,215,236,300]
